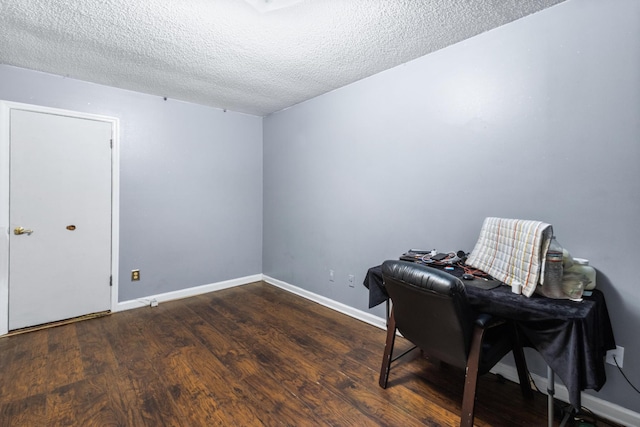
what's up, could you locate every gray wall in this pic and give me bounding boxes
[263,0,640,414]
[0,64,263,301]
[1,0,638,416]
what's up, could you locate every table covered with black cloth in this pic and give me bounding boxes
[364,265,616,409]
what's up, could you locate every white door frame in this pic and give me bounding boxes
[0,100,120,336]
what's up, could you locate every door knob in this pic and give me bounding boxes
[14,226,34,236]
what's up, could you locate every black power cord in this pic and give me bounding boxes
[613,354,640,394]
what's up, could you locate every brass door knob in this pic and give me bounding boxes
[14,226,34,236]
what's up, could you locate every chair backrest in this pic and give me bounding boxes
[381,260,476,369]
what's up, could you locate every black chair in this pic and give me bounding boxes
[379,260,532,427]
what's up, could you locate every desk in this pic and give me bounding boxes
[364,265,616,413]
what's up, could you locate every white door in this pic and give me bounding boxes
[8,109,113,330]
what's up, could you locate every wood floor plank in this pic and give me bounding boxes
[45,378,105,426]
[158,348,237,426]
[188,289,434,426]
[223,283,540,426]
[182,301,375,426]
[0,329,49,401]
[44,323,84,390]
[168,297,325,426]
[116,299,266,426]
[206,291,431,391]
[0,393,47,427]
[0,281,624,427]
[74,316,120,377]
[104,307,189,426]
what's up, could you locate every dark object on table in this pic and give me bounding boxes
[378,260,532,427]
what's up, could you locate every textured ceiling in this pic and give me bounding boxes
[0,0,566,116]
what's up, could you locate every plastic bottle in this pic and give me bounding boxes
[563,257,596,294]
[543,236,564,298]
[562,248,574,269]
[561,270,586,300]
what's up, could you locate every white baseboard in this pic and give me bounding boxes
[263,275,640,427]
[263,275,386,330]
[116,274,263,312]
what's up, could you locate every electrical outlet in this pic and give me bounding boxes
[605,345,624,368]
[348,274,355,288]
[131,269,140,281]
[329,269,335,282]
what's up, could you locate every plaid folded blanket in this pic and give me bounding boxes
[466,217,553,297]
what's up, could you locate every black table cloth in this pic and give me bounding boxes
[364,265,616,409]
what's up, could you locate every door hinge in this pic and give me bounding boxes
[110,275,112,287]
[110,139,113,149]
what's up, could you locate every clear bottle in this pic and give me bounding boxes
[543,236,564,298]
[562,258,596,297]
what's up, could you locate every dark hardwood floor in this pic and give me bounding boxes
[0,282,614,426]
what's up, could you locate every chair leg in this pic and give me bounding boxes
[378,310,397,389]
[461,325,485,427]
[511,324,534,400]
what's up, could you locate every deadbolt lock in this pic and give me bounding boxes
[14,226,34,236]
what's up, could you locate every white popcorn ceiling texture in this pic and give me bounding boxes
[0,0,565,116]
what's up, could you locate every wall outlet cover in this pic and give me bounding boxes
[605,345,624,368]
